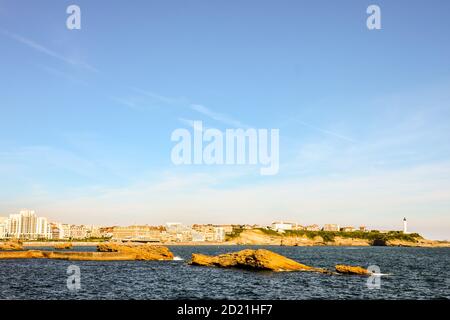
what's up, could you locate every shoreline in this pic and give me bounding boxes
[8,229,448,248]
[18,241,450,248]
[21,241,234,247]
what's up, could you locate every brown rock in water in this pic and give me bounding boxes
[0,241,23,251]
[0,250,45,259]
[0,243,174,261]
[54,243,73,250]
[0,250,136,260]
[335,264,371,275]
[97,243,174,260]
[190,249,329,273]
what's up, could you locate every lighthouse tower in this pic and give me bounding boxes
[403,217,408,234]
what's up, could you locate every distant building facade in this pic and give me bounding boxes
[191,224,226,242]
[2,210,51,239]
[305,224,320,231]
[322,224,340,232]
[271,221,297,232]
[0,217,7,238]
[112,225,162,242]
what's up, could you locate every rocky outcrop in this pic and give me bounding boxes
[226,229,450,247]
[190,249,375,276]
[386,239,450,247]
[371,239,387,246]
[0,241,23,251]
[0,250,135,260]
[335,264,371,275]
[97,243,174,260]
[54,243,73,250]
[190,249,329,273]
[227,230,371,246]
[0,250,45,259]
[0,243,174,261]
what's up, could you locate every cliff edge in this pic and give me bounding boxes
[226,229,450,247]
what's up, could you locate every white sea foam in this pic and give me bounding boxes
[173,256,184,261]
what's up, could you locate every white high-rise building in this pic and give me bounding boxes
[0,217,7,239]
[19,210,37,239]
[5,210,52,239]
[6,213,21,237]
[36,217,52,239]
[6,210,37,239]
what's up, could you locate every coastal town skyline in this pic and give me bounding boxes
[0,209,425,241]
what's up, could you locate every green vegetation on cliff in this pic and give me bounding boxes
[255,228,279,237]
[256,228,422,244]
[225,228,244,241]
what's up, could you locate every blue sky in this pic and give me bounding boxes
[1,0,450,239]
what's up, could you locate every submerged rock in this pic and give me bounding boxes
[190,249,329,273]
[54,243,73,250]
[335,264,371,275]
[0,241,23,251]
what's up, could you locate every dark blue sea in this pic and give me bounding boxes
[0,246,449,299]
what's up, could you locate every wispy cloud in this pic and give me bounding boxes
[0,29,98,72]
[190,104,249,128]
[178,118,196,128]
[292,118,356,143]
[131,87,186,105]
[36,64,89,86]
[0,143,134,188]
[108,96,141,111]
[1,28,246,129]
[0,145,98,179]
[130,87,250,128]
[178,117,213,131]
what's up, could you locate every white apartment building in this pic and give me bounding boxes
[214,227,226,242]
[191,230,206,242]
[36,217,52,239]
[6,213,23,237]
[4,210,52,239]
[0,217,7,239]
[271,221,297,232]
[69,225,88,239]
[85,225,101,238]
[8,210,37,239]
